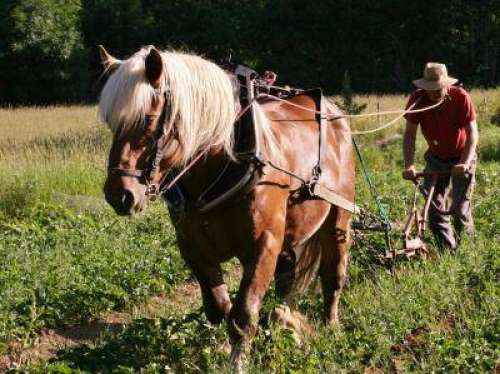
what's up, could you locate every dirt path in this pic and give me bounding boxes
[0,265,241,371]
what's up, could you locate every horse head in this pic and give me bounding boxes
[99,45,182,215]
[98,46,238,215]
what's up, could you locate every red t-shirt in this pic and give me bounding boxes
[404,86,476,160]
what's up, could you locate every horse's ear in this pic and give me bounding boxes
[98,45,122,74]
[145,47,163,88]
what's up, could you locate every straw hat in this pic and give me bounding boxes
[413,62,458,90]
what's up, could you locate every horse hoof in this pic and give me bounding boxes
[272,305,314,346]
[229,345,247,374]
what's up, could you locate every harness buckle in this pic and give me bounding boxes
[311,165,322,183]
[146,183,159,200]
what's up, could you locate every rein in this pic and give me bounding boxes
[155,96,258,198]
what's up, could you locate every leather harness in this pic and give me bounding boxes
[109,66,357,215]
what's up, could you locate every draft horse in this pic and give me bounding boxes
[99,45,355,362]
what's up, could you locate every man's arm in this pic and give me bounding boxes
[402,120,418,179]
[453,120,479,175]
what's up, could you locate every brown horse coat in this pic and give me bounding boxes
[99,46,355,363]
[169,93,354,334]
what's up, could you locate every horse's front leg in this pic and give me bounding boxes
[177,236,232,324]
[197,266,232,324]
[228,229,284,367]
[228,190,287,367]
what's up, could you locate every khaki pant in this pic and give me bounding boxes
[423,152,476,250]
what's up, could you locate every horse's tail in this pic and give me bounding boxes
[292,230,323,294]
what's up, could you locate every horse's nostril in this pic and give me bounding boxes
[122,190,135,211]
[104,186,140,215]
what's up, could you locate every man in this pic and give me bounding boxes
[402,62,479,250]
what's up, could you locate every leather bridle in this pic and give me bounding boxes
[108,90,173,200]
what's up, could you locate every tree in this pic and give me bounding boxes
[0,0,499,105]
[0,0,89,104]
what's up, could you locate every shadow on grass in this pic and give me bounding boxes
[54,321,126,342]
[479,142,500,162]
[349,231,392,279]
[48,311,227,373]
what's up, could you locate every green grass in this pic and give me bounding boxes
[0,108,191,356]
[0,92,499,372]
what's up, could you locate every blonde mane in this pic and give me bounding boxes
[99,46,280,166]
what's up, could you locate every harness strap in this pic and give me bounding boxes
[197,162,258,213]
[315,94,328,180]
[109,168,145,178]
[148,135,168,181]
[310,183,359,213]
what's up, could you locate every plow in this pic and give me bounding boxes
[383,171,454,260]
[352,166,461,262]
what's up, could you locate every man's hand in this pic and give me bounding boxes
[263,71,277,85]
[451,163,468,177]
[402,165,417,180]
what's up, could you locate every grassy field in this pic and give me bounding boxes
[0,91,498,372]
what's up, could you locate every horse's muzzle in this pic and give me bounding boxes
[104,186,146,216]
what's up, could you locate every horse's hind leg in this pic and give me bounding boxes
[319,207,352,325]
[274,249,296,299]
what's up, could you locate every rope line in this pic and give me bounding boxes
[352,138,393,251]
[258,93,443,135]
[350,101,416,135]
[352,139,391,227]
[259,93,442,118]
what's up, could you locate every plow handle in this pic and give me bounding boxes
[410,170,470,216]
[414,171,451,179]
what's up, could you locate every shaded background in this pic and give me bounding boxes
[0,0,499,105]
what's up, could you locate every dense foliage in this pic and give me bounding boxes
[0,0,499,104]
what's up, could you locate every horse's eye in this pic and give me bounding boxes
[144,115,156,129]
